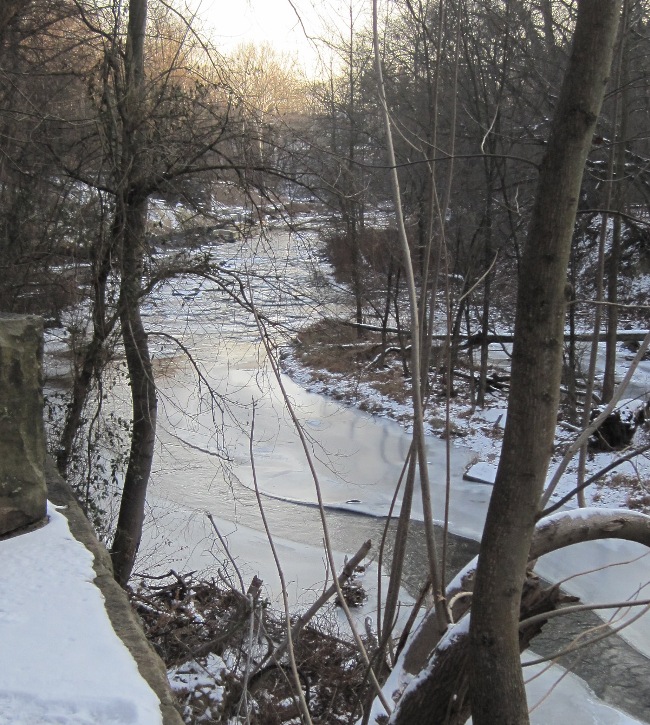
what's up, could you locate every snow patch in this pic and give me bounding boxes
[0,503,162,725]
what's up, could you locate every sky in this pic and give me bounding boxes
[190,0,329,76]
[187,0,372,78]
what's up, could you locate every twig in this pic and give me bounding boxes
[248,403,313,725]
[258,539,373,671]
[540,329,650,507]
[519,597,650,630]
[539,442,650,518]
[373,0,448,638]
[521,602,650,667]
[236,589,258,722]
[249,296,392,715]
[205,513,246,594]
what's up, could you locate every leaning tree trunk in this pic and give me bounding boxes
[468,3,621,724]
[57,233,114,477]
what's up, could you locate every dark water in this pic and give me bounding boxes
[225,488,650,722]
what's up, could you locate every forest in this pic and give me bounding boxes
[2,0,650,723]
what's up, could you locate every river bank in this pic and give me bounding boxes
[279,314,650,724]
[282,316,650,512]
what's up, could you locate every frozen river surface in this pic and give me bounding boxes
[133,231,649,724]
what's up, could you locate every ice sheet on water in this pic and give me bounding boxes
[463,462,497,485]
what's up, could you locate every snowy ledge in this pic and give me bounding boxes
[0,459,183,725]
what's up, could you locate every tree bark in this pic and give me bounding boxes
[57,233,115,477]
[0,0,29,39]
[468,3,621,724]
[390,576,572,725]
[373,0,447,639]
[602,0,630,402]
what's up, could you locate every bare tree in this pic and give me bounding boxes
[602,0,631,402]
[469,2,622,722]
[105,0,156,585]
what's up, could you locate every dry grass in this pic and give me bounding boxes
[292,319,413,409]
[294,319,385,375]
[619,474,650,513]
[289,319,497,435]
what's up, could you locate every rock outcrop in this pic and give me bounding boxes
[0,314,47,536]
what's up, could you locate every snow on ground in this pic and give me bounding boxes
[284,338,650,512]
[0,503,162,725]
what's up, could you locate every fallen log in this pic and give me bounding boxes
[460,329,650,349]
[337,318,649,349]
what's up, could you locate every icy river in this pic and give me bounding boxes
[138,230,483,594]
[114,228,650,723]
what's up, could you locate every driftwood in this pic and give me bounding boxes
[134,568,371,723]
[387,509,650,724]
[132,571,263,666]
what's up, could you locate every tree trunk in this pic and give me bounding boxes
[468,3,621,724]
[565,245,579,424]
[602,1,630,402]
[390,576,571,725]
[477,171,494,408]
[390,508,650,724]
[57,233,114,477]
[108,0,156,587]
[110,193,157,586]
[381,263,394,350]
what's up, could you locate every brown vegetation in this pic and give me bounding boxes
[131,571,371,724]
